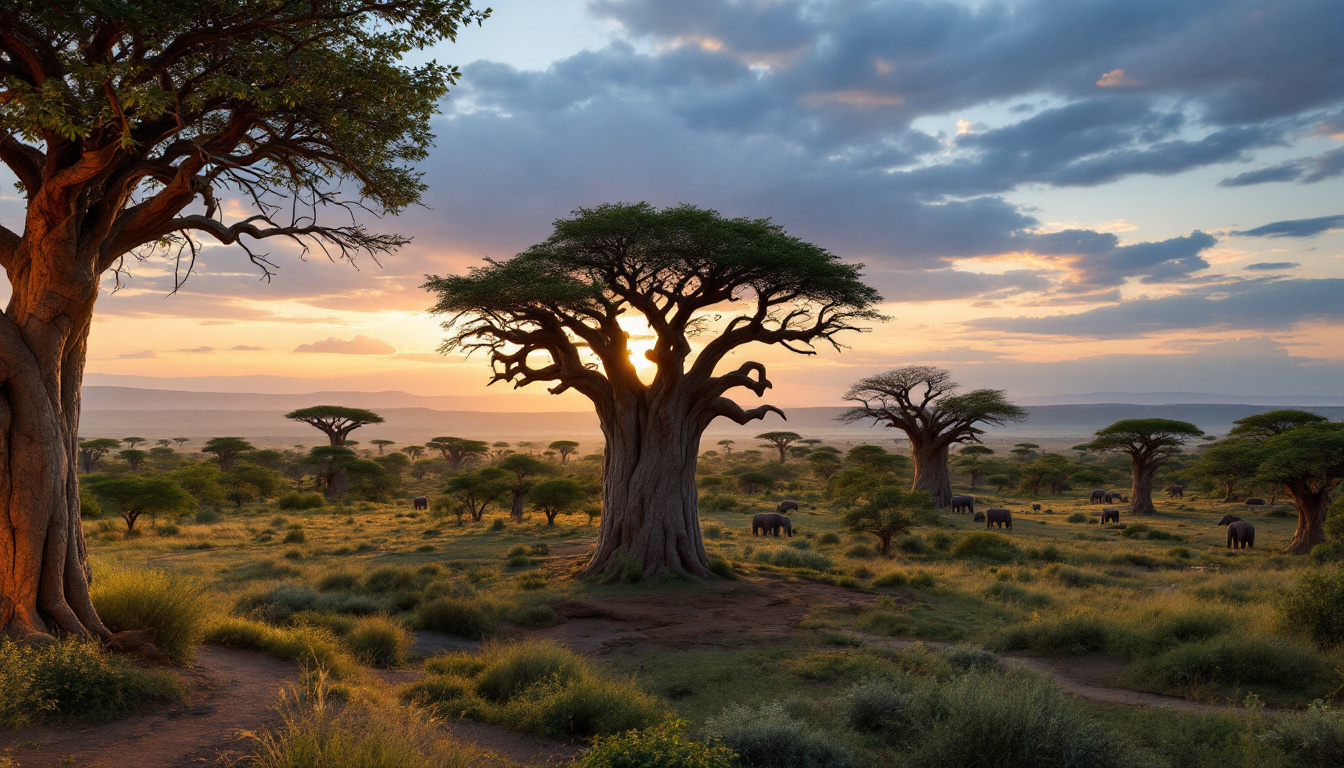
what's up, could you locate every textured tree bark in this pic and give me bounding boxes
[511,491,525,523]
[582,402,710,579]
[1129,460,1159,515]
[911,442,953,509]
[1284,487,1327,554]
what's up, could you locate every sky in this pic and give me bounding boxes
[5,0,1344,408]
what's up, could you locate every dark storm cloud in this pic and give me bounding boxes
[967,278,1344,338]
[1233,214,1344,238]
[1219,146,1344,187]
[1243,262,1300,271]
[1008,230,1216,288]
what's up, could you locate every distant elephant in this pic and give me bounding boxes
[1089,489,1107,504]
[1245,497,1266,506]
[986,508,1012,530]
[1165,484,1185,499]
[973,512,986,523]
[1217,515,1255,549]
[1105,491,1126,503]
[412,496,428,511]
[1031,504,1041,512]
[1101,508,1120,524]
[777,499,800,513]
[752,512,793,537]
[951,495,975,514]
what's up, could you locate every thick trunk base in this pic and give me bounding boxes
[1285,494,1327,555]
[912,444,953,508]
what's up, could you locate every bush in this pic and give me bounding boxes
[995,615,1114,656]
[950,532,1020,562]
[474,640,586,703]
[1127,635,1327,692]
[703,701,855,768]
[516,572,550,590]
[844,678,912,733]
[236,583,320,623]
[276,492,325,510]
[195,507,223,524]
[1067,513,1089,523]
[905,671,1131,768]
[506,604,560,628]
[282,528,307,544]
[872,571,907,588]
[709,557,737,580]
[345,615,412,668]
[1261,701,1344,768]
[503,674,665,738]
[844,544,876,559]
[317,571,361,592]
[402,673,483,718]
[576,719,737,768]
[818,532,841,545]
[0,638,183,727]
[204,617,356,678]
[417,597,498,639]
[765,548,834,571]
[249,696,480,768]
[365,567,423,594]
[1282,567,1344,650]
[91,568,210,663]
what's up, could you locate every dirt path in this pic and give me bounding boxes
[0,646,296,768]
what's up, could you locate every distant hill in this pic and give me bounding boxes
[77,386,1344,448]
[1018,391,1344,406]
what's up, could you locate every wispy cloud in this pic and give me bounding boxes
[294,335,397,355]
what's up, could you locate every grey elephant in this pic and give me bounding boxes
[973,511,986,523]
[1105,491,1126,503]
[1217,514,1254,549]
[777,499,800,513]
[986,508,1012,530]
[1089,489,1107,504]
[951,495,975,514]
[1244,497,1266,506]
[1100,508,1120,524]
[412,496,428,511]
[752,512,793,537]
[1165,484,1185,498]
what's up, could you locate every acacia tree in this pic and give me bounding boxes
[1256,422,1344,554]
[444,468,510,522]
[757,431,803,462]
[426,436,489,470]
[497,454,553,523]
[530,478,588,525]
[838,367,1025,508]
[0,0,486,642]
[843,487,933,555]
[427,203,881,577]
[549,440,580,465]
[117,449,148,472]
[954,445,995,487]
[285,406,384,496]
[1190,438,1262,502]
[201,437,253,472]
[1075,419,1205,515]
[78,438,121,473]
[371,439,395,455]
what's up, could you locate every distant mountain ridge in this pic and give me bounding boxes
[1018,391,1344,406]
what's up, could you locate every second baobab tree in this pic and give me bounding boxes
[427,202,881,578]
[838,367,1025,508]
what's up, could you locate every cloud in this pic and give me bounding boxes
[1096,69,1138,87]
[231,345,268,351]
[294,335,397,355]
[1233,214,1344,238]
[1243,262,1300,271]
[1219,146,1344,187]
[178,346,214,354]
[119,350,158,359]
[967,278,1344,338]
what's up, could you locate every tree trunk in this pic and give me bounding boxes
[911,441,952,508]
[582,403,710,579]
[1222,480,1236,503]
[1284,486,1328,554]
[511,491,524,523]
[1129,460,1158,515]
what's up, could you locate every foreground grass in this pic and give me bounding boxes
[0,638,182,728]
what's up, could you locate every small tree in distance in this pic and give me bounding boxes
[285,406,385,446]
[202,437,254,473]
[843,487,934,554]
[550,440,580,464]
[121,437,146,449]
[445,468,511,522]
[118,449,148,472]
[372,440,396,455]
[427,436,490,471]
[757,431,803,463]
[78,439,121,474]
[498,454,554,522]
[85,476,194,533]
[403,445,426,461]
[1075,419,1205,515]
[954,445,995,487]
[530,478,588,525]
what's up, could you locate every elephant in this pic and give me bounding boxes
[412,496,428,511]
[1105,491,1126,503]
[951,495,975,514]
[986,508,1012,530]
[1165,484,1185,498]
[1031,504,1041,512]
[973,511,986,523]
[777,499,800,513]
[752,512,793,537]
[1101,508,1120,524]
[1089,489,1107,504]
[1217,515,1255,549]
[1245,497,1266,506]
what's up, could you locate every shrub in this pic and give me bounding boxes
[905,671,1131,768]
[195,507,223,524]
[517,571,550,590]
[995,615,1114,656]
[0,638,183,727]
[156,523,181,537]
[818,532,841,545]
[1031,545,1064,562]
[490,518,506,531]
[236,583,320,623]
[365,567,423,594]
[844,544,876,559]
[766,548,834,571]
[417,597,498,639]
[474,640,586,703]
[249,696,480,768]
[702,524,723,540]
[503,674,665,738]
[945,645,1002,673]
[709,557,737,580]
[873,571,908,588]
[1282,567,1344,650]
[898,536,927,554]
[1127,635,1326,692]
[91,568,210,663]
[703,701,855,768]
[844,678,913,733]
[282,528,307,544]
[575,719,737,768]
[950,532,1020,562]
[506,604,560,628]
[402,674,483,718]
[1066,513,1089,523]
[1054,566,1107,588]
[1261,700,1344,768]
[345,615,412,668]
[317,571,361,592]
[276,492,325,510]
[204,617,356,678]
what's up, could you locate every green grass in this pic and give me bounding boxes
[344,615,412,668]
[204,617,358,678]
[91,568,210,662]
[0,638,183,728]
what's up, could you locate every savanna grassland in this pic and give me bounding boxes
[6,438,1344,768]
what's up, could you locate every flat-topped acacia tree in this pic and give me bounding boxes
[285,407,384,496]
[1075,419,1206,515]
[837,367,1026,508]
[426,203,882,578]
[0,0,485,642]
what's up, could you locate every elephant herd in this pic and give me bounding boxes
[1089,489,1127,504]
[752,500,801,537]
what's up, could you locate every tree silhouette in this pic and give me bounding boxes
[838,367,1024,508]
[1075,419,1205,515]
[0,0,487,643]
[121,437,146,449]
[202,437,254,473]
[549,440,580,464]
[757,431,803,463]
[371,439,396,455]
[428,203,880,577]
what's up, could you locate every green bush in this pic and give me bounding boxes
[474,640,586,703]
[236,582,320,623]
[401,674,483,718]
[417,597,498,639]
[506,603,561,628]
[994,615,1115,656]
[79,486,102,518]
[708,557,737,580]
[703,701,855,768]
[503,674,665,738]
[1067,513,1089,523]
[575,719,737,768]
[950,532,1020,562]
[282,528,307,544]
[91,568,210,662]
[365,567,424,593]
[844,544,876,559]
[345,615,412,668]
[1126,635,1327,693]
[844,678,913,733]
[764,548,834,571]
[0,638,182,727]
[1261,700,1344,768]
[204,617,356,678]
[276,492,325,510]
[1282,567,1344,650]
[872,571,907,588]
[317,571,361,592]
[195,507,223,524]
[818,532,841,545]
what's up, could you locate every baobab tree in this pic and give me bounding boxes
[0,0,487,642]
[1075,419,1205,515]
[427,203,881,577]
[757,431,803,463]
[837,367,1025,508]
[1255,422,1344,554]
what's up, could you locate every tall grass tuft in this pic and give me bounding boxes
[416,596,498,639]
[474,639,586,703]
[345,615,412,668]
[205,617,357,679]
[0,638,182,727]
[703,701,856,768]
[1261,700,1344,768]
[92,568,210,663]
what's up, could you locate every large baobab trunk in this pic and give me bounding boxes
[1,255,111,641]
[583,403,710,579]
[1284,487,1327,555]
[1129,460,1159,515]
[911,441,953,509]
